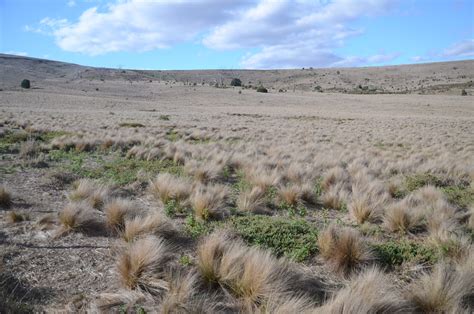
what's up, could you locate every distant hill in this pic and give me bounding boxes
[1,53,472,94]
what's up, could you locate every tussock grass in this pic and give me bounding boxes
[0,185,12,208]
[104,198,139,233]
[321,183,348,210]
[191,184,229,221]
[406,262,474,312]
[56,202,103,237]
[68,179,110,209]
[237,186,267,214]
[318,225,373,275]
[196,232,286,307]
[117,236,172,294]
[383,201,423,233]
[318,267,410,313]
[321,166,348,191]
[122,212,176,242]
[149,173,191,205]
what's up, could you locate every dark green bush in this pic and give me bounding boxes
[230,78,242,87]
[461,89,467,96]
[256,86,268,93]
[21,79,30,89]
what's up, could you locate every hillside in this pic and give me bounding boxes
[1,54,473,95]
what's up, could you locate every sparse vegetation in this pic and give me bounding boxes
[21,79,30,89]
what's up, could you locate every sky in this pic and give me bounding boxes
[0,0,473,70]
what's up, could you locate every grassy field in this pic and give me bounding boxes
[0,57,473,312]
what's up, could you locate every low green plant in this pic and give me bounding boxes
[230,215,318,262]
[372,240,438,267]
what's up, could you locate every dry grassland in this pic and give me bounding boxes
[0,55,473,312]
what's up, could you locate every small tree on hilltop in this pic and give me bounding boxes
[21,79,30,89]
[230,78,242,87]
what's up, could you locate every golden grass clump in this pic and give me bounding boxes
[406,262,474,312]
[383,200,423,233]
[184,160,221,183]
[117,236,172,294]
[56,202,103,237]
[317,267,410,313]
[196,232,285,306]
[318,225,373,275]
[191,184,229,221]
[237,186,267,214]
[349,180,390,224]
[104,198,139,233]
[321,166,348,191]
[0,185,12,208]
[122,212,176,242]
[321,183,348,210]
[276,184,302,207]
[149,173,192,205]
[68,179,110,209]
[196,231,230,283]
[259,294,315,314]
[159,271,204,313]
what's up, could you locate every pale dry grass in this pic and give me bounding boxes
[122,212,176,242]
[68,179,110,209]
[406,262,474,312]
[237,186,267,214]
[383,200,423,233]
[149,173,192,205]
[104,198,140,233]
[318,225,373,275]
[317,267,410,313]
[117,236,172,294]
[55,202,103,237]
[191,184,229,220]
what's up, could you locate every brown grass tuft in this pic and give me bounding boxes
[318,267,410,313]
[318,225,373,275]
[406,262,474,312]
[0,185,12,208]
[104,198,139,233]
[191,184,229,221]
[196,232,285,307]
[149,173,191,205]
[56,202,103,237]
[68,179,110,209]
[321,184,348,210]
[117,236,172,294]
[237,186,267,214]
[122,212,176,242]
[383,201,423,233]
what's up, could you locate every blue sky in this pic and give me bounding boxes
[1,0,473,69]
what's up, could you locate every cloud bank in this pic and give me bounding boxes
[29,0,401,68]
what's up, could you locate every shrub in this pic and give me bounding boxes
[461,89,467,96]
[230,215,318,262]
[21,79,30,89]
[230,78,242,87]
[372,240,438,267]
[256,86,268,93]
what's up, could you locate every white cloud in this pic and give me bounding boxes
[38,0,251,56]
[3,51,28,57]
[441,39,474,58]
[67,0,76,7]
[32,0,398,68]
